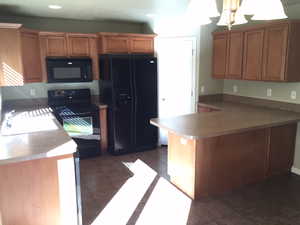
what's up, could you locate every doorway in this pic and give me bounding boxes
[156,37,197,145]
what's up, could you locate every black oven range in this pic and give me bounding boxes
[48,88,100,158]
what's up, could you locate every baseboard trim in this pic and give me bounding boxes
[291,167,300,175]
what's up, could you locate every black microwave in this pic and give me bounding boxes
[46,58,93,83]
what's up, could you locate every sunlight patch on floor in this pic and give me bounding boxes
[90,159,157,225]
[135,177,192,225]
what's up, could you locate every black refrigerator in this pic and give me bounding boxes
[99,54,158,154]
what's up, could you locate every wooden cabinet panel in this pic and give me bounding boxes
[226,32,243,79]
[268,124,297,176]
[212,33,227,79]
[130,37,154,53]
[102,36,130,53]
[0,28,24,86]
[262,25,289,81]
[43,34,68,56]
[21,31,43,83]
[89,37,99,80]
[68,36,90,56]
[196,129,268,197]
[243,29,264,80]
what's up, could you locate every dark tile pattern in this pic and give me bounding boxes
[80,147,300,225]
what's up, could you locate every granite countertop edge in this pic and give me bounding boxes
[150,101,300,139]
[0,108,78,166]
[150,118,300,140]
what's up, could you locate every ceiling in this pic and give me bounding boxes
[0,0,190,23]
[0,0,299,23]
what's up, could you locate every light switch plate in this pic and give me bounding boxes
[233,85,238,93]
[291,91,297,100]
[200,86,205,93]
[267,88,272,97]
[30,89,36,96]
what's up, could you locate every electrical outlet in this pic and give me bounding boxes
[267,88,272,97]
[291,91,297,100]
[30,89,36,96]
[200,86,205,93]
[233,85,238,93]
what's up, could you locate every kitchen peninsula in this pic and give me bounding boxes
[0,108,80,225]
[151,101,300,199]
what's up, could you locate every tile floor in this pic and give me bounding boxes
[80,147,300,225]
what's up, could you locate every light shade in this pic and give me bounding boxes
[239,0,259,15]
[217,9,231,26]
[252,0,287,20]
[206,0,221,18]
[232,8,248,25]
[186,0,215,26]
[187,0,220,18]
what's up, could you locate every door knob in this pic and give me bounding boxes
[162,98,166,101]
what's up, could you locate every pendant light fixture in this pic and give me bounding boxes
[217,0,247,30]
[186,0,220,25]
[251,0,287,20]
[217,0,288,30]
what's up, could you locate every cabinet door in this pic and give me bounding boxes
[262,25,289,81]
[68,35,90,56]
[89,37,99,80]
[130,37,154,53]
[243,29,264,81]
[212,33,228,79]
[268,124,297,176]
[44,34,68,56]
[102,36,130,53]
[226,31,243,79]
[0,28,24,86]
[21,31,43,83]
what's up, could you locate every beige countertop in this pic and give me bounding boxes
[0,107,77,166]
[150,101,300,139]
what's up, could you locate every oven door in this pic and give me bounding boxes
[60,112,101,158]
[47,58,93,83]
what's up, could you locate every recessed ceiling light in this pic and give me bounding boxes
[48,5,62,10]
[146,13,156,18]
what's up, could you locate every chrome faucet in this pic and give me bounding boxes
[4,110,16,128]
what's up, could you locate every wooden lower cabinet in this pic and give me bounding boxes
[99,106,108,153]
[0,154,78,225]
[268,124,297,176]
[168,123,297,199]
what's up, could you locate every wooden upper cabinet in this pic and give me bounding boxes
[130,37,154,53]
[226,31,243,79]
[262,24,289,81]
[40,32,68,57]
[0,26,24,86]
[89,37,99,80]
[21,30,43,83]
[212,21,300,82]
[242,29,264,81]
[101,36,130,53]
[99,33,156,54]
[0,25,43,86]
[212,33,228,79]
[67,34,96,56]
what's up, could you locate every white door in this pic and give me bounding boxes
[156,37,197,145]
